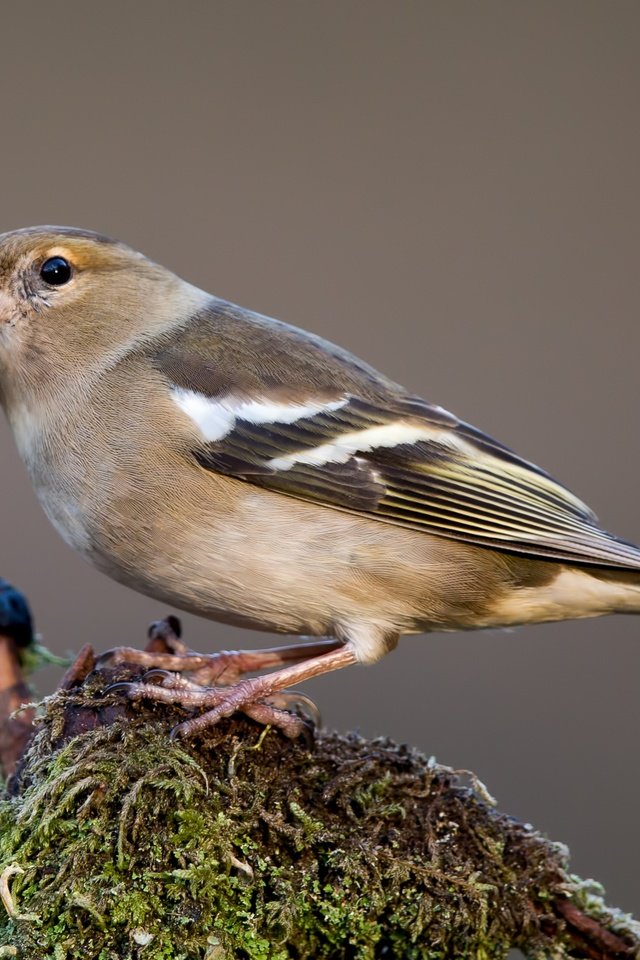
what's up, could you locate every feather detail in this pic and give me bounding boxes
[171,387,348,443]
[150,300,640,571]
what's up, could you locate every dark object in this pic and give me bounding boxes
[0,579,34,649]
[0,580,35,778]
[39,255,72,285]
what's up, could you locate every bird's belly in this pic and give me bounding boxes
[80,471,524,640]
[28,440,581,642]
[84,493,382,637]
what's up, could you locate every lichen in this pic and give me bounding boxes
[0,673,611,959]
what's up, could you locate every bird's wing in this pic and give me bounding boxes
[151,300,640,570]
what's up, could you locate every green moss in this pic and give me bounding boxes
[0,675,628,959]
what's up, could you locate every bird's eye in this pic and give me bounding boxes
[40,256,73,286]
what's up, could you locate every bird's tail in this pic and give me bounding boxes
[583,566,640,615]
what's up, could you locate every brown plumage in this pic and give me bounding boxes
[0,225,638,737]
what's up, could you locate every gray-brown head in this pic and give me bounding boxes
[0,226,205,412]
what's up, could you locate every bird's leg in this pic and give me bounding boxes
[187,639,345,686]
[97,616,193,669]
[103,638,344,686]
[98,616,343,686]
[171,644,357,737]
[107,643,357,738]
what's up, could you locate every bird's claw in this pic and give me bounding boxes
[147,615,182,642]
[141,668,177,685]
[104,673,319,741]
[263,691,322,728]
[104,680,138,697]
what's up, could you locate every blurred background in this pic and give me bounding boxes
[0,0,638,939]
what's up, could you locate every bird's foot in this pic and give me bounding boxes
[106,672,317,739]
[96,616,216,675]
[98,616,344,687]
[105,643,357,739]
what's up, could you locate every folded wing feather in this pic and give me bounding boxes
[181,390,640,570]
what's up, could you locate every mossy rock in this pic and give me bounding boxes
[0,670,634,959]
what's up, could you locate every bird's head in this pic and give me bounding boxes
[0,226,206,415]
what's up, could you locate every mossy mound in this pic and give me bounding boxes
[0,671,624,959]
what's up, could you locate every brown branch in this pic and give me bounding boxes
[555,898,638,960]
[0,603,638,960]
[0,633,34,778]
[58,642,96,692]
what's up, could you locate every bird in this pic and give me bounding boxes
[0,224,639,738]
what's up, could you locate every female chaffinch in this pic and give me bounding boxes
[0,226,638,737]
